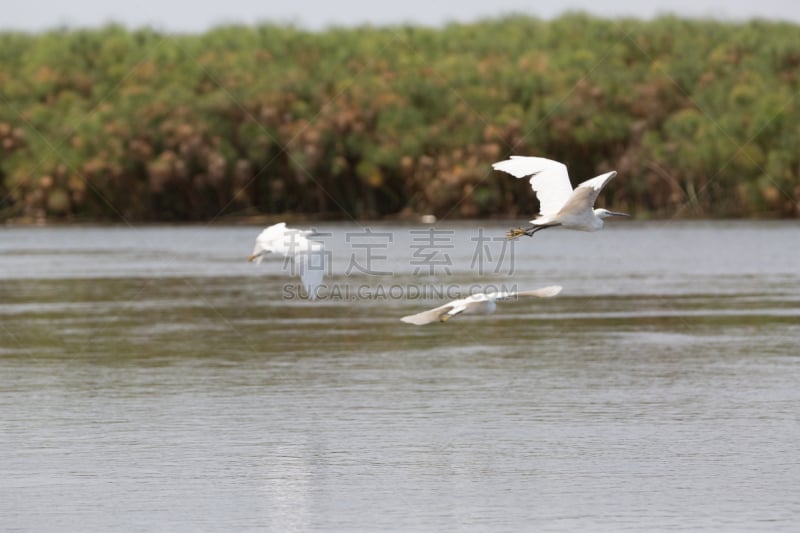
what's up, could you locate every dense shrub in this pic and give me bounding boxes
[1,15,798,221]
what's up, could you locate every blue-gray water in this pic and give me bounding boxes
[1,220,799,532]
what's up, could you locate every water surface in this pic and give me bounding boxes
[1,220,799,531]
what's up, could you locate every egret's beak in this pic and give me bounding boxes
[248,250,270,262]
[608,211,630,218]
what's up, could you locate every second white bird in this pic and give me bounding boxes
[401,285,563,325]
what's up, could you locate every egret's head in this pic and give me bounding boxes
[594,208,630,219]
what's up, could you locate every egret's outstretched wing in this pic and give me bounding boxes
[401,303,457,325]
[443,304,471,320]
[254,222,287,245]
[492,156,573,217]
[294,255,324,300]
[514,285,563,298]
[557,171,617,216]
[286,235,325,300]
[489,285,563,301]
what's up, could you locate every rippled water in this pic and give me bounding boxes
[1,220,799,531]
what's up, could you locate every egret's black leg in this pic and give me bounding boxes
[507,223,561,239]
[524,223,560,236]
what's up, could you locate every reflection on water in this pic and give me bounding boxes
[1,221,799,531]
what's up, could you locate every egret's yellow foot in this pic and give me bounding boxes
[506,227,527,240]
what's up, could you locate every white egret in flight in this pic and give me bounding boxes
[248,222,325,300]
[492,156,629,239]
[401,285,562,325]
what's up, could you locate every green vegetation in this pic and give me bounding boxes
[1,15,799,222]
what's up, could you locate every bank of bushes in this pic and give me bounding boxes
[1,14,798,221]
